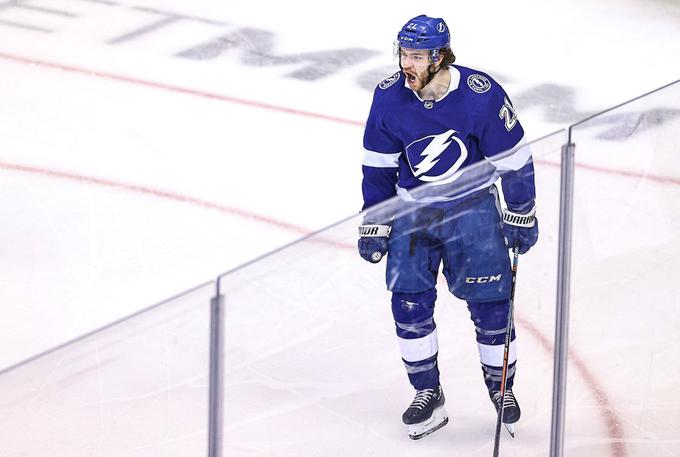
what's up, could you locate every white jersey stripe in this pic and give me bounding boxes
[395,173,498,203]
[363,149,401,168]
[486,138,532,171]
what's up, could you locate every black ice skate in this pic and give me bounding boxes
[490,388,521,437]
[402,385,448,440]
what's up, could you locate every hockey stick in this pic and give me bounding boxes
[492,245,520,457]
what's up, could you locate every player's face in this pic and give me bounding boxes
[400,48,435,91]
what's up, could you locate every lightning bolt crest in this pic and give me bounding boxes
[413,130,457,177]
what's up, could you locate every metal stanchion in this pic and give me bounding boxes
[208,282,224,457]
[550,140,575,457]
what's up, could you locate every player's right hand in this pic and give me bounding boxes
[358,237,388,263]
[357,224,391,263]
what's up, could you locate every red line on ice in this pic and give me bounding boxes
[534,158,680,186]
[0,52,655,454]
[0,52,364,128]
[1,158,628,455]
[0,160,350,250]
[1,51,677,186]
[516,316,628,457]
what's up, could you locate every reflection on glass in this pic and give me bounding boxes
[0,283,214,457]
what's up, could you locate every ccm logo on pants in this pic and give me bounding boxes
[465,275,502,284]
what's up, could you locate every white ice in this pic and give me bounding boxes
[0,0,679,455]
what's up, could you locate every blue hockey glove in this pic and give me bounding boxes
[357,224,390,263]
[502,206,538,255]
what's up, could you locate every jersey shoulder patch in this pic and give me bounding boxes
[466,73,492,94]
[379,71,401,90]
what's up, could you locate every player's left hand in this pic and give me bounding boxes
[502,207,538,255]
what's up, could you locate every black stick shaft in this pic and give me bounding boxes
[492,246,520,457]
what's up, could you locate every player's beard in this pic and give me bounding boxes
[403,67,432,92]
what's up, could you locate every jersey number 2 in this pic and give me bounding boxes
[499,97,517,131]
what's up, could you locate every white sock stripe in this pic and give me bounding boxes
[396,317,435,333]
[484,365,516,377]
[475,326,509,336]
[484,366,517,381]
[477,340,517,366]
[398,329,439,362]
[404,360,437,374]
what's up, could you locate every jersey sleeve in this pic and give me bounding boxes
[361,93,401,212]
[480,83,536,212]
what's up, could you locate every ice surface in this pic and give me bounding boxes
[0,0,679,455]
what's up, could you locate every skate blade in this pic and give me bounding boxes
[504,423,515,438]
[407,406,449,440]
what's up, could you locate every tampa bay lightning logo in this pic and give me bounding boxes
[467,74,491,93]
[405,130,468,184]
[379,72,401,89]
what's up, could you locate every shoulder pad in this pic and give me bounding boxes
[378,71,401,90]
[465,73,492,94]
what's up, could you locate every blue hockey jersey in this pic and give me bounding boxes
[362,65,536,213]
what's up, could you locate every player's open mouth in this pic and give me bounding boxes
[404,72,417,83]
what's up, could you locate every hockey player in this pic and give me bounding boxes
[357,15,538,440]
